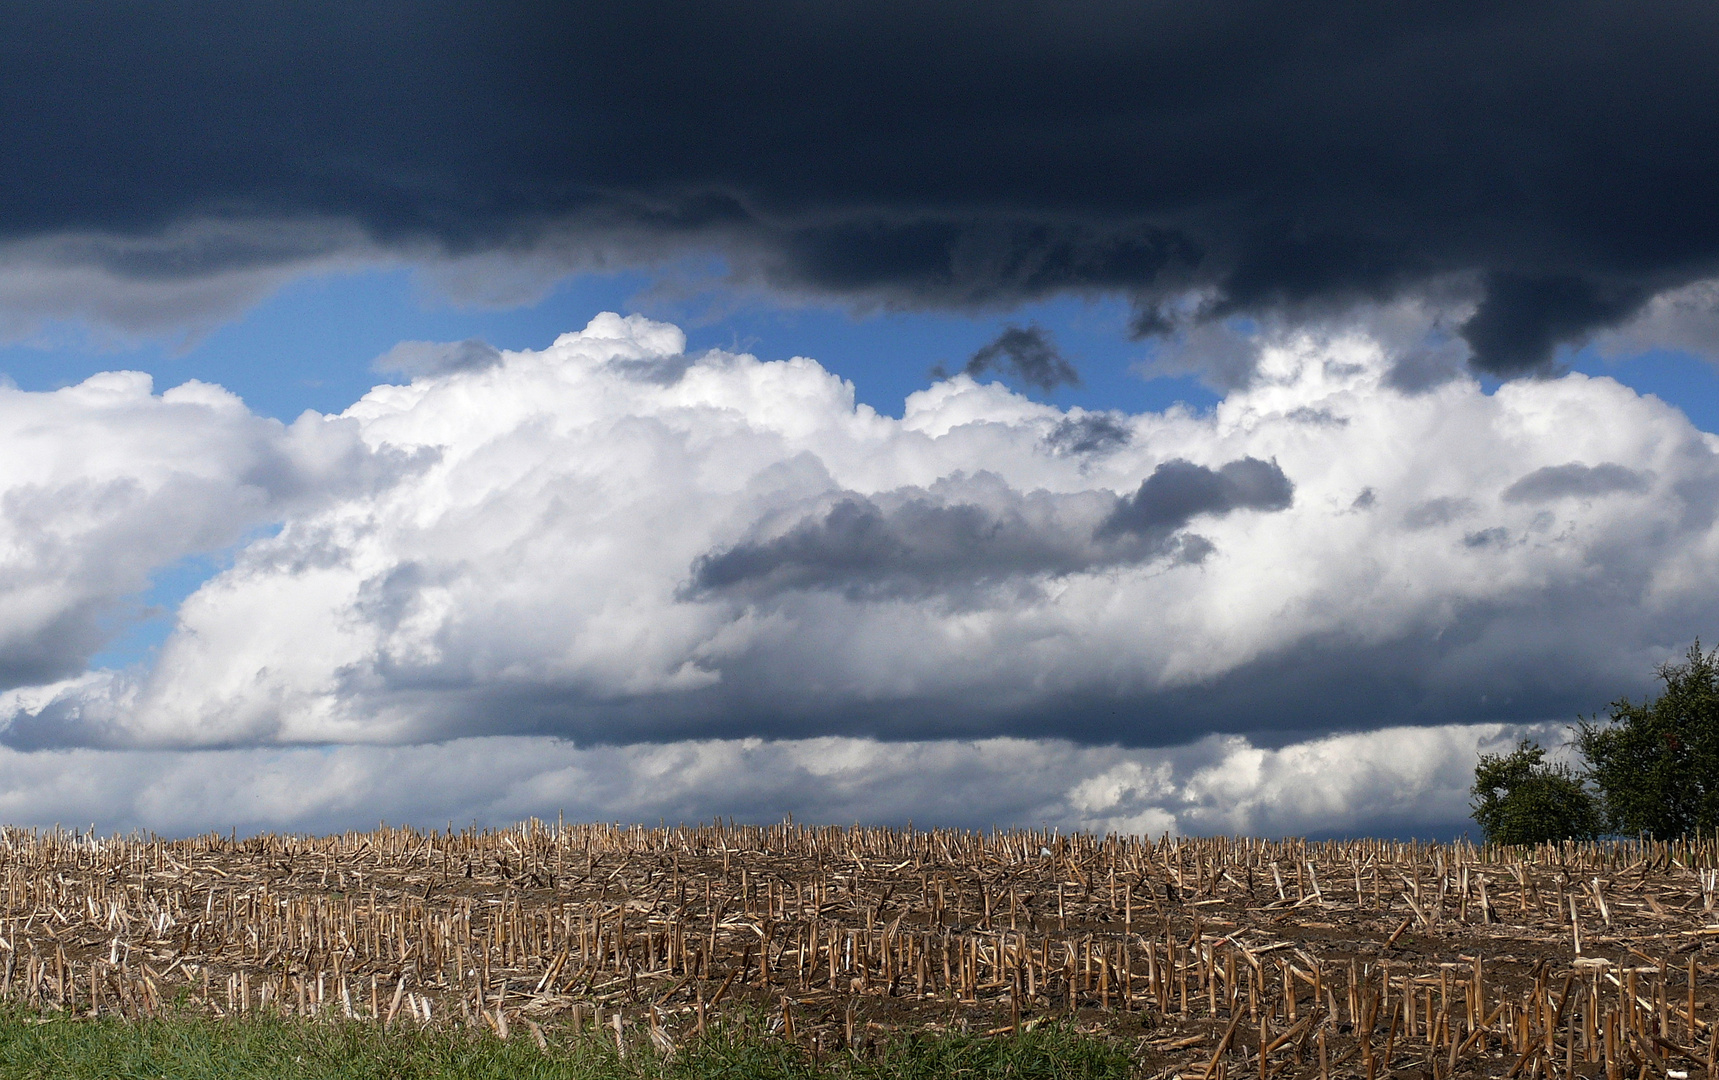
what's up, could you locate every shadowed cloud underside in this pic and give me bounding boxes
[3,2,1719,374]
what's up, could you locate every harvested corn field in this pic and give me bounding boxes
[0,821,1715,1078]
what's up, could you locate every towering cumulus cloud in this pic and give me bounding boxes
[3,2,1719,375]
[0,374,387,691]
[0,313,1715,834]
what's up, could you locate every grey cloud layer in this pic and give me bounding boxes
[5,2,1719,371]
[1045,414,1132,456]
[0,725,1544,841]
[372,339,503,378]
[1,314,1715,755]
[1098,457,1293,538]
[1503,463,1653,503]
[688,458,1291,600]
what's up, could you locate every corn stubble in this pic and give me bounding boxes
[0,821,1713,1077]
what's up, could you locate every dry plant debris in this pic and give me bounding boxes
[0,820,1716,1077]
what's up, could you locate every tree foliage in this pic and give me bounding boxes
[1470,739,1601,846]
[1576,641,1719,840]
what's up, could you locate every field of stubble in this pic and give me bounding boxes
[0,821,1712,1078]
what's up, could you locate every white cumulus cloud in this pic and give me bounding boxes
[0,311,1713,835]
[0,371,390,696]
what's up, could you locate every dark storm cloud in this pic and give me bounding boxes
[1460,276,1651,378]
[951,325,1080,393]
[5,1,1719,371]
[689,458,1291,599]
[1502,462,1653,503]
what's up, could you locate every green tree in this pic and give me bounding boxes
[1470,739,1601,845]
[1577,641,1719,839]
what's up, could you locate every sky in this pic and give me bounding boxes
[1,0,1718,840]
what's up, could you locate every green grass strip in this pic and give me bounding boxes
[0,1011,1134,1080]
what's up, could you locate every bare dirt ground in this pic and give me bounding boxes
[0,820,1713,1077]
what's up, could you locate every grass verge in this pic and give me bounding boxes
[0,1009,1135,1080]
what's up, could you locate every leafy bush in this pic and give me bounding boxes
[1577,641,1719,840]
[1470,739,1601,845]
